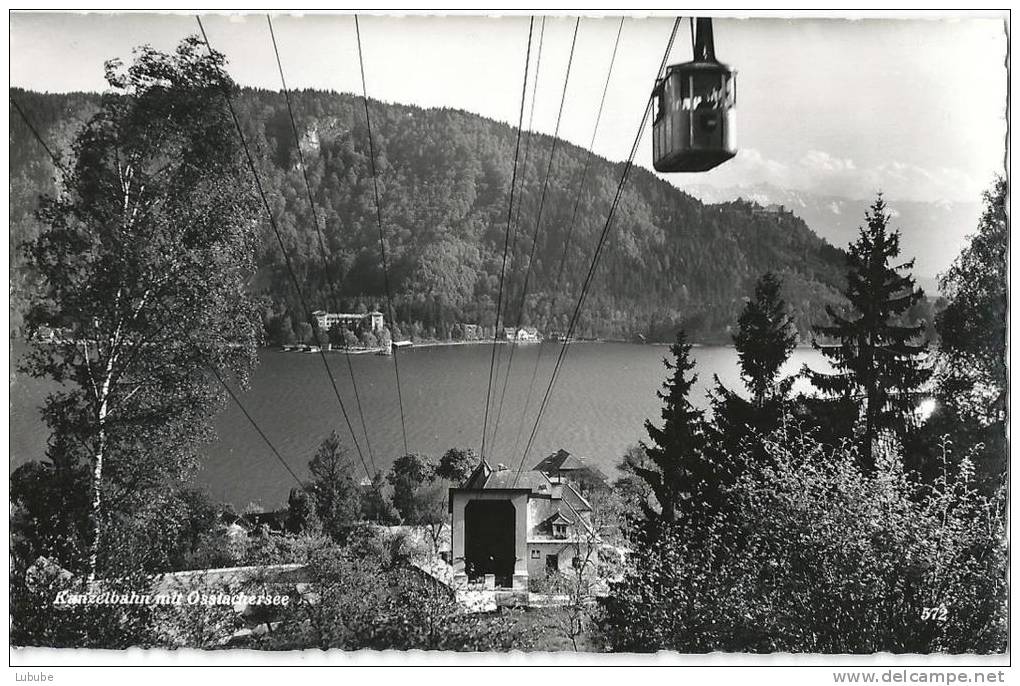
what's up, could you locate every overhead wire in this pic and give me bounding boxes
[510,16,625,460]
[10,96,70,177]
[353,14,410,457]
[512,17,683,486]
[487,15,547,456]
[488,17,580,457]
[17,14,682,493]
[197,16,375,485]
[480,16,536,462]
[10,93,308,492]
[267,14,377,474]
[204,363,308,490]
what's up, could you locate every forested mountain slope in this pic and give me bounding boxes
[10,88,848,342]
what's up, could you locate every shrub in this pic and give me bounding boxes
[10,560,159,648]
[256,534,533,651]
[528,571,572,595]
[598,426,1006,654]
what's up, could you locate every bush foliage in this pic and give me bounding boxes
[598,427,1006,653]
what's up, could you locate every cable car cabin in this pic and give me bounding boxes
[652,60,736,173]
[652,19,736,173]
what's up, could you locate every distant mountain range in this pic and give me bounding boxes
[684,182,982,295]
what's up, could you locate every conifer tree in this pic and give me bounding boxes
[734,272,798,407]
[360,471,400,525]
[710,272,797,470]
[308,432,362,538]
[806,195,930,469]
[633,330,713,528]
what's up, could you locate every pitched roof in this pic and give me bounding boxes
[545,511,574,526]
[559,481,592,513]
[462,459,491,489]
[531,497,595,538]
[532,448,586,473]
[459,459,553,492]
[480,467,550,492]
[454,461,596,537]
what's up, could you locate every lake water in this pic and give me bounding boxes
[9,342,829,508]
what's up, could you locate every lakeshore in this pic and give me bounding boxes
[276,336,608,355]
[11,342,830,508]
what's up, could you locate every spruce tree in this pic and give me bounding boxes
[734,272,798,407]
[806,195,930,469]
[710,272,797,470]
[308,432,362,539]
[360,471,400,525]
[633,330,713,528]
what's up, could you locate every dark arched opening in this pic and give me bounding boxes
[464,500,515,587]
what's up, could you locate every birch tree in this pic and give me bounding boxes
[21,36,260,580]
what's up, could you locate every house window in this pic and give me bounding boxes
[553,523,567,539]
[572,557,583,569]
[531,550,540,559]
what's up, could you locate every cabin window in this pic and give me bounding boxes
[680,73,692,110]
[693,70,726,109]
[531,550,540,559]
[667,75,681,112]
[653,82,666,124]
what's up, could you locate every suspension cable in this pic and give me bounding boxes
[511,16,625,460]
[267,14,377,474]
[11,94,309,493]
[205,365,308,490]
[197,16,375,485]
[513,17,683,486]
[160,303,310,492]
[487,15,546,456]
[10,96,70,177]
[353,15,410,457]
[480,16,535,462]
[489,17,580,455]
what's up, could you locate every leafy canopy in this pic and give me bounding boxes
[16,35,261,576]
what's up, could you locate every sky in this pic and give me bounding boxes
[9,12,1007,204]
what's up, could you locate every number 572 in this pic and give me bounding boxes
[922,605,948,621]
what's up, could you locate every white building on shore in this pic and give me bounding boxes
[312,310,384,333]
[502,326,540,342]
